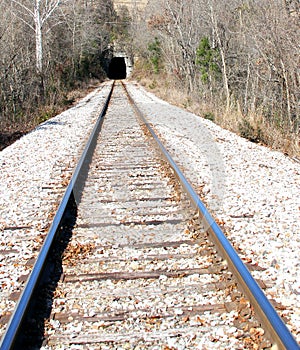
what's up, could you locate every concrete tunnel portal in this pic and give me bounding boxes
[108,57,127,80]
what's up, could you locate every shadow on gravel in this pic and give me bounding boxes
[0,131,28,151]
[14,195,78,349]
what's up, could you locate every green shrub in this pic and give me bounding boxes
[148,37,162,74]
[203,112,215,122]
[196,37,221,84]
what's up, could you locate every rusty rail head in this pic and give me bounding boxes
[122,81,299,350]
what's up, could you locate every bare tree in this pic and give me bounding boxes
[244,0,300,130]
[146,0,206,92]
[207,0,231,111]
[0,0,115,135]
[11,0,62,77]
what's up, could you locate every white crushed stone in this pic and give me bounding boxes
[0,81,113,336]
[0,80,299,345]
[126,81,300,343]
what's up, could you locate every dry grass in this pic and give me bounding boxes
[0,78,103,151]
[131,72,300,158]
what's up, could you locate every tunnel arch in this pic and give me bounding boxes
[108,57,127,80]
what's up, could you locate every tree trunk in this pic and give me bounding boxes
[35,1,43,75]
[209,3,230,112]
[280,59,292,130]
[34,0,44,101]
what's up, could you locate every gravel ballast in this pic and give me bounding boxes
[0,81,299,345]
[0,82,113,337]
[126,82,300,343]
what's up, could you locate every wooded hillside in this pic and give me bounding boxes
[132,0,299,155]
[1,0,299,155]
[0,0,117,146]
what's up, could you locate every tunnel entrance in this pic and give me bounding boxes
[108,57,127,80]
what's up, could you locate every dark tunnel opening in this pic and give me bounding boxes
[108,57,127,80]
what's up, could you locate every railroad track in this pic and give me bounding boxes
[0,81,298,349]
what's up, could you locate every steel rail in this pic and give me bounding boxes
[122,82,299,350]
[0,82,114,350]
